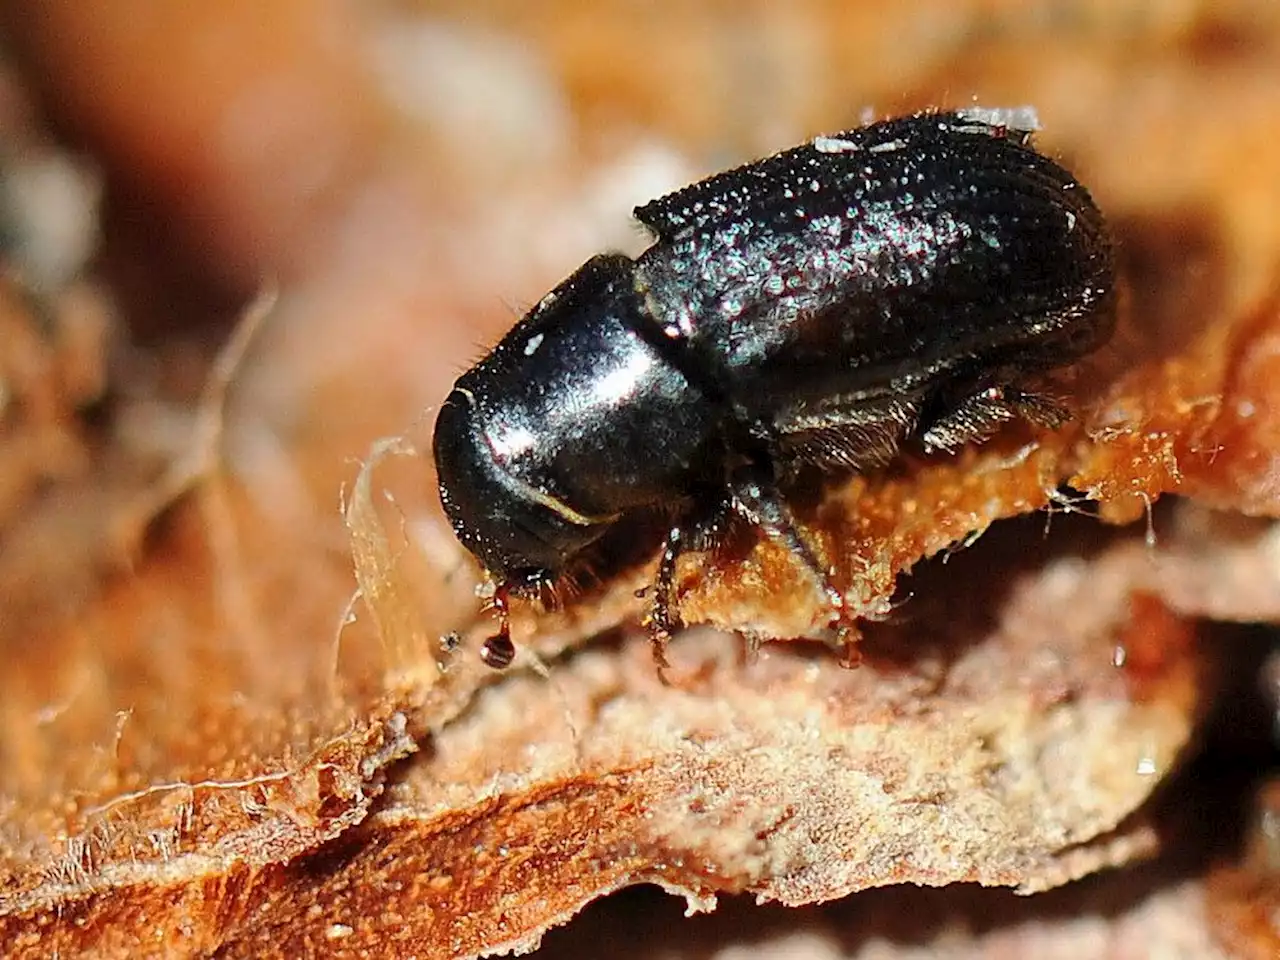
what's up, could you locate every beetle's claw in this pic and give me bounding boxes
[836,622,863,669]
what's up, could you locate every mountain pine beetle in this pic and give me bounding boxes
[433,107,1116,671]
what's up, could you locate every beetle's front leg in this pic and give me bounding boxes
[646,500,736,678]
[647,523,684,673]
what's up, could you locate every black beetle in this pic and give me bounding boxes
[433,108,1116,670]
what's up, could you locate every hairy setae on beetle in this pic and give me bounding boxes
[433,108,1116,670]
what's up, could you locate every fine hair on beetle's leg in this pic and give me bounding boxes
[548,561,599,610]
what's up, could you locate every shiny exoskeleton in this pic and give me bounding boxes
[433,109,1116,670]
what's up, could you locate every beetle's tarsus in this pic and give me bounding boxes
[647,524,685,676]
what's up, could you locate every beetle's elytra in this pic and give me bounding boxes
[434,108,1116,671]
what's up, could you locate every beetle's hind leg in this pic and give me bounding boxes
[920,379,1068,453]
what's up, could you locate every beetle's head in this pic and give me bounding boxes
[432,387,611,584]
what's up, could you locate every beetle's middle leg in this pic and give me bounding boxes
[724,465,860,663]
